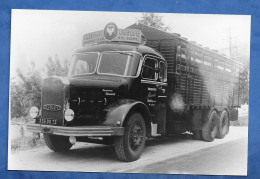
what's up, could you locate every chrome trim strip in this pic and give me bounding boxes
[26,124,125,136]
[141,79,168,86]
[158,96,167,98]
[56,130,113,133]
[54,133,112,137]
[29,124,113,130]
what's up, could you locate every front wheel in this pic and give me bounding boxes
[44,134,73,152]
[114,113,146,162]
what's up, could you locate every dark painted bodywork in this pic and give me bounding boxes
[33,42,167,136]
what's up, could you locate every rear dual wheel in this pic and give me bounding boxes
[202,110,230,142]
[202,110,218,142]
[216,110,229,139]
[114,113,146,162]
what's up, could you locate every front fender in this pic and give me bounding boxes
[101,99,151,127]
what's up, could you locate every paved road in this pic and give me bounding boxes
[125,137,247,175]
[8,127,248,175]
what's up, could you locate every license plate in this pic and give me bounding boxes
[39,118,57,125]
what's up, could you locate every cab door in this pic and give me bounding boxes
[141,56,167,135]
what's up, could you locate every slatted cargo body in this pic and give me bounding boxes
[147,39,241,108]
[128,23,242,108]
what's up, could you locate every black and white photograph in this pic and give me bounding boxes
[8,10,250,176]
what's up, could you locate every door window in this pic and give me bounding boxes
[142,57,157,80]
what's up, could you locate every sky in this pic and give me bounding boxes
[10,9,251,78]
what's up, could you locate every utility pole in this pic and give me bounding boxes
[229,28,232,59]
[218,28,237,59]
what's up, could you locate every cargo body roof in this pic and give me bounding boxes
[127,23,242,66]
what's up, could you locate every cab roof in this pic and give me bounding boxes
[75,42,165,61]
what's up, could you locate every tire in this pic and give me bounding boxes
[202,110,218,142]
[44,134,73,152]
[216,110,229,139]
[114,113,146,162]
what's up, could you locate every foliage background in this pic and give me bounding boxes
[10,56,69,121]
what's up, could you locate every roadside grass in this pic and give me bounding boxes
[11,135,46,153]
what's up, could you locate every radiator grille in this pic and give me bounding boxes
[41,77,64,126]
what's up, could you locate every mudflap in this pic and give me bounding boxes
[229,108,239,121]
[188,109,203,132]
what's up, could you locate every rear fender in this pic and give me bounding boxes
[212,107,232,120]
[203,107,231,123]
[101,99,151,130]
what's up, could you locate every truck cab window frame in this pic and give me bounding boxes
[97,51,142,78]
[69,52,100,76]
[177,45,181,57]
[159,61,167,82]
[141,57,158,81]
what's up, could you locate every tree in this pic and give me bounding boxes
[231,43,250,105]
[10,80,26,118]
[138,13,171,32]
[10,62,42,118]
[45,55,70,77]
[10,55,71,119]
[239,63,249,104]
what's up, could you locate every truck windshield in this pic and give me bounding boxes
[97,52,141,77]
[69,53,99,76]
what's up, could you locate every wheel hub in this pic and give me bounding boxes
[130,124,143,150]
[210,118,217,138]
[222,115,228,134]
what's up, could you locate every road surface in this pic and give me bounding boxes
[8,127,248,175]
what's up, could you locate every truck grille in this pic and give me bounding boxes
[41,77,64,126]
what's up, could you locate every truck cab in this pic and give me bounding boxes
[27,23,168,162]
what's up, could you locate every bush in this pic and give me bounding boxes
[11,134,46,153]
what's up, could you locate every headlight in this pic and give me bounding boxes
[64,109,74,121]
[29,106,39,119]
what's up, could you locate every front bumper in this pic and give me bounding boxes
[27,123,124,137]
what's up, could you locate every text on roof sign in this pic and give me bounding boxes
[82,22,145,46]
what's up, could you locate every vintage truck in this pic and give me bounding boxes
[27,22,242,162]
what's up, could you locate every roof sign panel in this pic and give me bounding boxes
[82,22,145,46]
